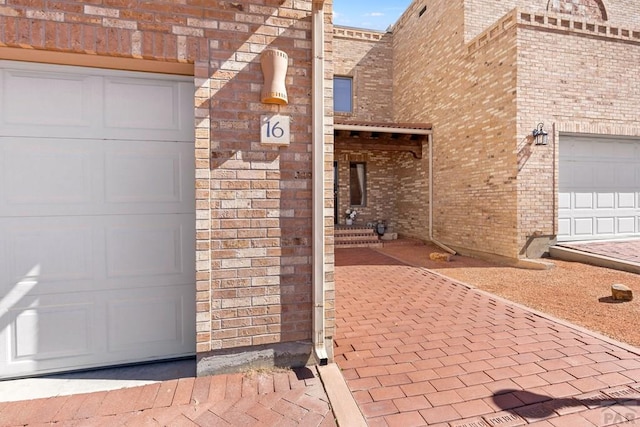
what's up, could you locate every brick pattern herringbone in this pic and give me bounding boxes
[0,369,336,427]
[335,248,640,426]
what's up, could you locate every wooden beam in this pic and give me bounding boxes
[335,141,422,159]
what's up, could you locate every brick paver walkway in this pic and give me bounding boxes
[0,368,336,426]
[558,239,640,264]
[335,248,640,426]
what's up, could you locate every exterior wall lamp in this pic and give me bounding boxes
[532,123,549,145]
[260,48,289,105]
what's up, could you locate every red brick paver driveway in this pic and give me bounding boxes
[0,368,336,426]
[335,248,640,427]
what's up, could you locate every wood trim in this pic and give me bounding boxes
[335,141,423,159]
[0,47,194,76]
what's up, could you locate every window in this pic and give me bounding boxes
[349,162,366,206]
[334,76,353,113]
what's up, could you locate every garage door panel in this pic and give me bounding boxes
[11,303,93,361]
[1,138,194,217]
[596,193,615,209]
[617,167,635,186]
[2,285,194,373]
[574,193,594,209]
[102,79,193,142]
[0,62,193,141]
[0,61,195,378]
[2,214,194,295]
[574,218,594,235]
[107,291,191,352]
[105,142,193,205]
[105,78,179,130]
[618,193,636,209]
[559,135,640,241]
[105,285,194,355]
[618,217,636,234]
[106,216,193,280]
[558,218,571,237]
[4,220,94,289]
[595,165,616,186]
[573,164,595,187]
[1,138,95,208]
[1,70,95,130]
[596,217,615,234]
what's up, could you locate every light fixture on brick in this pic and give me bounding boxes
[532,122,549,145]
[260,48,289,105]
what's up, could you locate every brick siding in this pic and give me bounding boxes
[516,9,640,251]
[390,0,640,258]
[333,28,393,122]
[393,0,519,258]
[462,0,640,41]
[0,0,335,369]
[335,146,430,241]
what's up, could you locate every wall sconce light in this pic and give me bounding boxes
[532,122,549,145]
[260,48,289,105]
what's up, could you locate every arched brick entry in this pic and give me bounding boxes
[548,0,608,21]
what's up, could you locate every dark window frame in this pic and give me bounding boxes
[349,162,366,206]
[334,76,353,113]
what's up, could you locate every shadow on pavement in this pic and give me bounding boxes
[43,357,196,382]
[493,389,640,423]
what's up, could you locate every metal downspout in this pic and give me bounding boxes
[311,0,328,365]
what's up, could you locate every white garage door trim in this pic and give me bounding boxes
[0,61,196,379]
[558,133,640,242]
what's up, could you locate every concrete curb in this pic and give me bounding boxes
[317,363,367,427]
[550,245,640,275]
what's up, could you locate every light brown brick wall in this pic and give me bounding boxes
[463,0,640,41]
[335,147,430,241]
[333,28,393,122]
[0,0,335,365]
[515,10,640,252]
[393,1,640,258]
[394,0,519,258]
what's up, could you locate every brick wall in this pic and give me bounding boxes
[333,27,393,122]
[335,147,430,241]
[515,10,640,252]
[394,0,520,258]
[463,0,640,41]
[0,0,335,372]
[393,0,640,258]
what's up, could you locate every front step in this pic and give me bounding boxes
[335,225,382,248]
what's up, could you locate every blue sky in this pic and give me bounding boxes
[333,1,413,31]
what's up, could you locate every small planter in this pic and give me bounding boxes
[346,219,353,225]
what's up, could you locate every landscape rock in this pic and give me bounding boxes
[429,252,452,262]
[612,284,633,301]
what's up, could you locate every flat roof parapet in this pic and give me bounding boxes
[334,26,388,41]
[518,9,640,43]
[466,8,640,55]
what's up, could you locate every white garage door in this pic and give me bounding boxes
[559,134,640,242]
[0,61,196,378]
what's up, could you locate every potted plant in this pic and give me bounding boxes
[345,208,357,225]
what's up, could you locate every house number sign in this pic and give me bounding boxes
[261,114,290,145]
